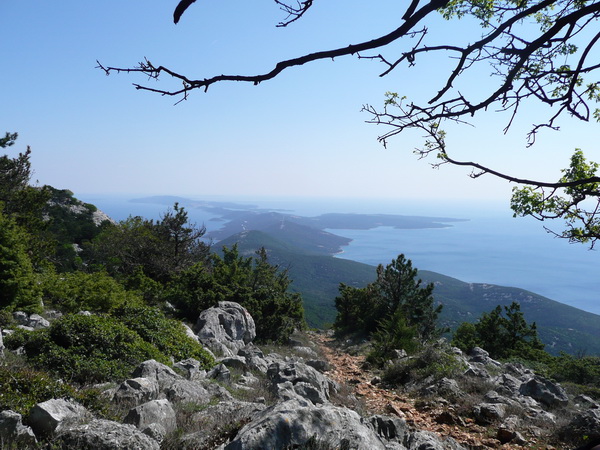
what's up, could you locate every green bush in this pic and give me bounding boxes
[334,254,443,342]
[167,247,305,343]
[40,269,143,314]
[0,210,42,313]
[451,302,544,360]
[165,261,217,320]
[0,363,76,416]
[0,309,16,327]
[383,344,465,387]
[367,309,419,366]
[112,304,215,369]
[121,267,166,305]
[11,314,170,383]
[333,284,381,337]
[0,357,111,419]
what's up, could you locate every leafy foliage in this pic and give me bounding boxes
[0,133,49,230]
[0,355,113,419]
[511,150,600,247]
[112,304,215,368]
[334,254,443,342]
[40,269,143,314]
[88,203,208,283]
[382,343,466,387]
[6,314,170,383]
[452,301,545,359]
[335,255,444,366]
[168,246,305,343]
[366,309,419,365]
[0,363,79,416]
[43,187,112,271]
[0,210,42,313]
[373,255,443,341]
[334,283,381,337]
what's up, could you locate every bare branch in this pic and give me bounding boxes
[441,152,600,190]
[99,0,451,96]
[274,0,314,27]
[173,0,197,25]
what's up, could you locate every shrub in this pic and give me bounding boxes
[13,314,170,383]
[451,302,544,360]
[121,267,166,305]
[334,254,444,344]
[112,304,215,369]
[366,309,419,366]
[0,363,76,416]
[167,246,305,343]
[40,269,143,314]
[0,356,112,419]
[383,344,465,387]
[333,284,382,337]
[0,309,16,327]
[0,210,42,313]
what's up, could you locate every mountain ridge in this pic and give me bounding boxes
[216,229,600,356]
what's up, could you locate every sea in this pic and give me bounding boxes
[80,194,600,316]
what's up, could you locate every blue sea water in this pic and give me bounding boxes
[81,194,600,316]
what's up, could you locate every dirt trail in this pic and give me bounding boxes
[311,333,528,449]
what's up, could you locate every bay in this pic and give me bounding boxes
[81,194,599,316]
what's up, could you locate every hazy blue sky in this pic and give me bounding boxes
[2,1,598,202]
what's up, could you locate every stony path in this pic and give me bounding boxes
[311,333,529,449]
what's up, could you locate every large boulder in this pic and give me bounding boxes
[405,430,465,450]
[29,399,90,435]
[267,360,331,404]
[495,373,522,397]
[560,409,600,443]
[519,376,569,407]
[27,313,50,329]
[164,379,217,404]
[173,358,207,381]
[131,359,183,390]
[195,302,256,356]
[225,399,390,450]
[113,377,160,406]
[12,312,50,329]
[123,399,177,434]
[238,344,269,373]
[207,363,232,384]
[468,347,501,366]
[473,403,507,424]
[369,415,408,444]
[54,419,160,450]
[0,410,37,447]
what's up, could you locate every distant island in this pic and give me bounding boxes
[130,195,600,356]
[131,195,468,255]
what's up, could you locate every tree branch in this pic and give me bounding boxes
[98,0,451,96]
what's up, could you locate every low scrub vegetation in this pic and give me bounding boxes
[0,354,111,419]
[6,314,171,383]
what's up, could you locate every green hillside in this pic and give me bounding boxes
[215,231,600,356]
[215,230,376,327]
[418,271,600,355]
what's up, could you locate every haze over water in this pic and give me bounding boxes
[83,194,599,316]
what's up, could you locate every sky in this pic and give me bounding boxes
[1,1,599,202]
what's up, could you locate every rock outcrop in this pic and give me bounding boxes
[195,301,256,356]
[3,301,592,449]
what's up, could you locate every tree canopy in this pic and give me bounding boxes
[452,301,545,359]
[334,254,443,340]
[100,0,600,246]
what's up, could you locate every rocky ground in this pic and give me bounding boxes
[1,302,599,449]
[313,333,507,449]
